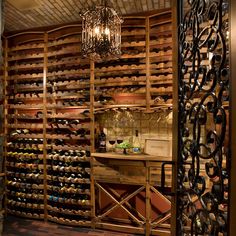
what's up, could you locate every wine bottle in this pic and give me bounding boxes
[98,127,106,153]
[132,130,141,154]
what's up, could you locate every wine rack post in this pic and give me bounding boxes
[3,37,8,218]
[145,161,151,236]
[170,3,178,235]
[90,60,95,153]
[148,10,173,111]
[90,59,96,229]
[145,16,151,112]
[43,32,48,220]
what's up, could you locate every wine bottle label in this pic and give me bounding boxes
[133,147,141,153]
[100,141,106,146]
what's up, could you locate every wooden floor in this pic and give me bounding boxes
[2,216,138,236]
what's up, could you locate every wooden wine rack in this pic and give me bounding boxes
[5,32,46,220]
[3,9,173,235]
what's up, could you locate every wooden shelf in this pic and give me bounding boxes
[47,69,90,78]
[48,37,81,47]
[10,133,91,140]
[92,152,170,161]
[47,114,90,119]
[48,45,80,56]
[7,209,44,220]
[8,62,44,70]
[47,185,90,195]
[48,57,89,68]
[8,53,44,61]
[7,115,42,120]
[47,175,90,184]
[47,195,91,206]
[46,105,89,109]
[47,144,91,151]
[6,190,44,200]
[47,206,91,217]
[47,215,91,227]
[7,182,44,190]
[6,162,45,170]
[49,166,90,172]
[8,43,44,52]
[7,201,44,210]
[8,73,43,81]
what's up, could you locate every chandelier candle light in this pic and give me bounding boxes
[81,0,123,60]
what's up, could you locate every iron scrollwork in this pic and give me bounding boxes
[178,0,229,235]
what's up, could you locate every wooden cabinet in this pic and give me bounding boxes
[91,153,172,236]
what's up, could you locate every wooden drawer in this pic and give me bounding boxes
[93,158,147,185]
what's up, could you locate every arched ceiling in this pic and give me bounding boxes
[4,0,171,32]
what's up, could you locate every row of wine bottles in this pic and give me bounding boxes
[7,200,44,209]
[7,171,43,179]
[47,175,90,184]
[8,138,43,145]
[7,136,91,147]
[6,31,90,223]
[7,155,90,164]
[47,213,90,224]
[47,195,89,205]
[7,151,43,158]
[10,128,90,136]
[6,161,43,169]
[48,185,90,194]
[7,208,44,219]
[48,205,90,217]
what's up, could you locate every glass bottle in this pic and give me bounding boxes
[132,130,141,154]
[98,127,106,153]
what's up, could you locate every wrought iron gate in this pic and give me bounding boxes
[176,0,229,235]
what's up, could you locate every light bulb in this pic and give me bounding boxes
[104,27,110,35]
[226,30,229,40]
[94,27,100,35]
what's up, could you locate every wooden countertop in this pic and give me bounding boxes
[92,152,172,162]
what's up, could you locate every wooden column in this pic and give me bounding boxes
[43,32,48,220]
[145,161,151,236]
[90,59,95,228]
[229,0,236,234]
[3,38,8,216]
[90,59,95,153]
[171,0,179,235]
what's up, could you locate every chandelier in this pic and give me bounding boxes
[81,0,123,60]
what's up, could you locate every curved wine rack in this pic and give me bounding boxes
[5,32,45,219]
[177,0,229,235]
[3,9,173,235]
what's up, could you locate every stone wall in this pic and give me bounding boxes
[96,109,173,157]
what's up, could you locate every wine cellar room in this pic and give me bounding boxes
[0,0,234,236]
